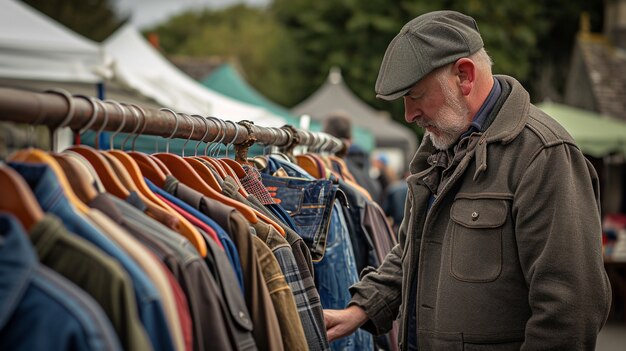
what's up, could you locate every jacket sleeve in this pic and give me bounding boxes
[513,142,611,350]
[348,190,412,335]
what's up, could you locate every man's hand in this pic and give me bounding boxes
[323,305,369,342]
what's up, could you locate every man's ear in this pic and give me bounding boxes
[454,58,475,96]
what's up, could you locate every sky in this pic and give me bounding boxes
[113,0,270,29]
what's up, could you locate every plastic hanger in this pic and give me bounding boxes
[153,110,259,224]
[67,98,131,199]
[9,89,90,214]
[0,165,45,232]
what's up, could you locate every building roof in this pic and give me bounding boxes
[575,33,626,121]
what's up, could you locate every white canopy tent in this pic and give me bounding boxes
[0,0,111,83]
[104,25,285,127]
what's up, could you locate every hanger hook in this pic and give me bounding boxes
[204,117,222,156]
[208,118,227,157]
[128,104,147,152]
[120,103,141,151]
[179,113,195,157]
[159,108,179,154]
[72,94,99,139]
[216,119,230,157]
[224,120,240,158]
[92,99,108,150]
[45,89,75,151]
[104,100,127,150]
[193,115,210,156]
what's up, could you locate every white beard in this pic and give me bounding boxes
[423,81,470,150]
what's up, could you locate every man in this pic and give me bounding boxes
[323,10,611,350]
[323,112,382,202]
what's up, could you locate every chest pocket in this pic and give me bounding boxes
[449,196,509,282]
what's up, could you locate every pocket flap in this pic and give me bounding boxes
[451,198,508,228]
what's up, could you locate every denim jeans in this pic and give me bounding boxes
[314,203,373,351]
[261,173,336,262]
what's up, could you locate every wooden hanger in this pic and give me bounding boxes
[153,111,259,223]
[9,91,90,214]
[0,165,45,232]
[9,149,90,214]
[105,107,206,257]
[52,153,99,204]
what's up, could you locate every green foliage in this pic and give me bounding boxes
[146,0,602,134]
[147,5,301,106]
[21,0,127,42]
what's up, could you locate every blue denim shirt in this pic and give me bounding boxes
[315,203,373,351]
[261,156,373,350]
[0,212,122,351]
[8,162,173,351]
[144,177,245,293]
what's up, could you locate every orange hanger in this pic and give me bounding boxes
[196,118,229,179]
[296,154,323,179]
[181,116,223,192]
[104,107,206,257]
[52,153,99,204]
[9,148,91,214]
[153,111,258,223]
[103,151,183,229]
[0,165,45,232]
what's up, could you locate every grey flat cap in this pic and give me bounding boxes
[375,11,484,101]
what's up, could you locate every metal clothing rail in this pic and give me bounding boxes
[0,87,346,158]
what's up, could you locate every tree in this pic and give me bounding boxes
[21,0,127,42]
[147,5,301,106]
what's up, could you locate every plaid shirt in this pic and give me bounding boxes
[222,177,330,351]
[241,165,276,205]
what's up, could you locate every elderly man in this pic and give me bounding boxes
[324,10,611,350]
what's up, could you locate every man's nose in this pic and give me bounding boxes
[404,99,421,123]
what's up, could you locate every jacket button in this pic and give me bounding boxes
[471,212,479,221]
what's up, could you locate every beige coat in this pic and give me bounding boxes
[350,75,611,350]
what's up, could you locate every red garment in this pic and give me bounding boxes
[147,250,194,351]
[156,193,224,251]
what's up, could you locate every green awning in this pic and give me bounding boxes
[202,64,375,151]
[537,101,626,157]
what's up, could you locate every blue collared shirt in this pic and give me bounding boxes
[461,77,501,138]
[0,212,122,351]
[8,163,174,351]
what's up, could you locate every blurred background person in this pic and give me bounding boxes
[323,111,382,204]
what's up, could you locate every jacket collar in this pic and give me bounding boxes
[409,75,530,181]
[0,213,36,330]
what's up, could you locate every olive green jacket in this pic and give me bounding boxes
[350,76,611,350]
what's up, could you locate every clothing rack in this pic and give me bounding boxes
[0,87,346,159]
